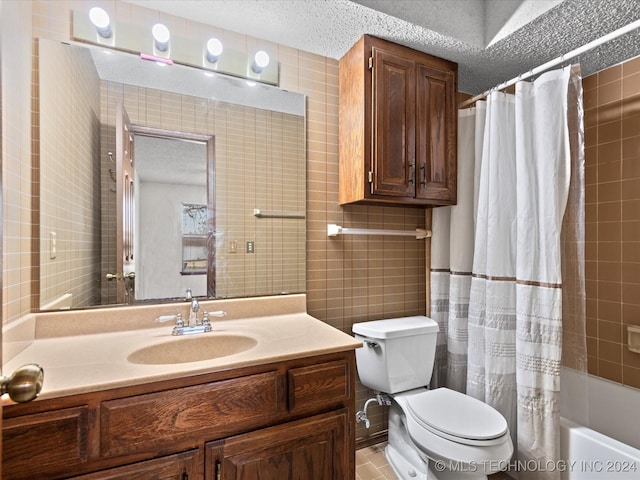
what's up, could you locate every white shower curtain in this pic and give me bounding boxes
[431,66,582,480]
[431,103,485,392]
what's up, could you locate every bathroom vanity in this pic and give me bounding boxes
[2,295,359,479]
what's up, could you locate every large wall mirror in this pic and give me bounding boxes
[38,38,306,311]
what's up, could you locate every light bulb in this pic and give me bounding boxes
[152,23,170,51]
[252,50,270,73]
[206,38,223,63]
[89,7,111,38]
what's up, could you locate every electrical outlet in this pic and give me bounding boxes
[246,241,255,254]
[229,240,237,253]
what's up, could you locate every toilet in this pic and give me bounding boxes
[353,316,513,480]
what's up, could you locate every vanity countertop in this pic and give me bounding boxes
[2,295,361,402]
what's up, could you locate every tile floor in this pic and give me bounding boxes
[356,442,513,479]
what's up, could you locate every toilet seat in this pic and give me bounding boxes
[404,388,508,447]
[391,390,514,472]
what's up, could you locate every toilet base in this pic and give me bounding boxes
[385,443,428,480]
[386,444,492,480]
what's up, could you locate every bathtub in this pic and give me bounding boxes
[560,417,640,479]
[559,367,640,479]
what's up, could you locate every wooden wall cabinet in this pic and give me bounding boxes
[2,352,355,480]
[339,34,458,206]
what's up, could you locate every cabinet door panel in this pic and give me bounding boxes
[212,411,347,480]
[2,406,89,480]
[70,449,201,480]
[416,64,457,203]
[372,48,416,197]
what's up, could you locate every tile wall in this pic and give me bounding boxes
[38,37,102,309]
[584,55,640,389]
[2,1,34,322]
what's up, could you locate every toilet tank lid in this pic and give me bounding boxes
[352,316,438,339]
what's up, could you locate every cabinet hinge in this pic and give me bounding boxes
[368,171,373,183]
[368,56,373,70]
[216,460,222,480]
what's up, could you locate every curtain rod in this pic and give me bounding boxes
[459,19,640,109]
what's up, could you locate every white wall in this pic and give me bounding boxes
[136,182,207,300]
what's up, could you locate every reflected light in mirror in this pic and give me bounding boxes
[206,38,223,63]
[89,7,111,38]
[152,23,170,51]
[252,50,270,73]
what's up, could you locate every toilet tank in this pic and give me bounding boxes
[352,316,439,393]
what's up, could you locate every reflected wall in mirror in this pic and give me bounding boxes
[38,38,306,311]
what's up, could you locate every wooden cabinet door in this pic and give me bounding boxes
[415,63,457,204]
[371,48,416,198]
[3,406,89,480]
[70,449,202,480]
[207,411,348,480]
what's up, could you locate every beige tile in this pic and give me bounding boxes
[599,64,622,85]
[623,365,640,389]
[623,72,640,98]
[598,79,622,105]
[623,56,640,77]
[356,461,386,480]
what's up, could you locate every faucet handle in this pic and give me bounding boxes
[156,313,184,327]
[201,312,214,333]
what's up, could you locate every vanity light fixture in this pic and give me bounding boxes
[89,7,112,38]
[206,38,224,63]
[252,50,270,73]
[152,23,170,52]
[73,9,279,85]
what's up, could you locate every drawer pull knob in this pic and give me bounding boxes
[1,364,44,403]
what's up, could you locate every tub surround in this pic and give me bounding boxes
[561,366,640,452]
[2,294,361,400]
[560,417,640,480]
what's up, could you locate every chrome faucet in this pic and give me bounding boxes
[188,296,200,328]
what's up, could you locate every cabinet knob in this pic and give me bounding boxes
[1,364,44,403]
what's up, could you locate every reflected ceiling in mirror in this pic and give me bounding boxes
[38,38,306,311]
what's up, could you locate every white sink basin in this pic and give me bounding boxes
[127,334,257,365]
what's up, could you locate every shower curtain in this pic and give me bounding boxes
[430,66,585,480]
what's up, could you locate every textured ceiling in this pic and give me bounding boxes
[125,0,640,94]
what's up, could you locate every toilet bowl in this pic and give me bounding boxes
[353,316,513,480]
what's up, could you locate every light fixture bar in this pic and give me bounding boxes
[72,9,278,85]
